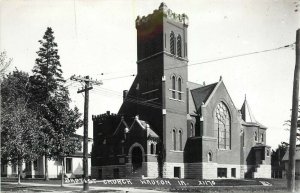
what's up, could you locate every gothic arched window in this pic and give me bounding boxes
[208,152,212,162]
[172,129,176,150]
[190,123,194,137]
[172,75,176,99]
[170,31,175,55]
[177,35,182,57]
[178,77,182,100]
[179,130,183,151]
[215,102,231,149]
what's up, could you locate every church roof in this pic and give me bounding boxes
[147,127,159,138]
[131,116,159,139]
[190,82,218,112]
[240,96,267,129]
[187,81,202,90]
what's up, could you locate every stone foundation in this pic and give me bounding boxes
[254,164,271,178]
[185,162,241,179]
[145,162,159,178]
[163,162,185,178]
[91,165,127,179]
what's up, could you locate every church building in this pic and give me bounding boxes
[91,3,271,179]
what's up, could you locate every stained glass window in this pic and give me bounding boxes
[215,102,231,149]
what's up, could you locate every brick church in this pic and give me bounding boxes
[91,3,271,179]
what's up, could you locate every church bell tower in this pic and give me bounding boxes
[135,3,189,177]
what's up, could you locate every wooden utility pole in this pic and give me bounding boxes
[287,29,300,192]
[70,75,102,191]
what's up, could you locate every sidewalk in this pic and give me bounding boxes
[1,181,164,193]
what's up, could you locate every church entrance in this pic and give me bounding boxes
[132,147,143,172]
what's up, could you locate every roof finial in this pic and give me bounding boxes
[219,76,222,81]
[245,94,247,100]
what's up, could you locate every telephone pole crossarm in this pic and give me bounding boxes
[70,75,103,86]
[77,87,93,94]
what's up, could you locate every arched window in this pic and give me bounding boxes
[215,102,231,149]
[190,123,194,137]
[172,75,176,99]
[179,130,183,151]
[178,77,182,100]
[242,131,245,147]
[150,143,155,154]
[172,129,176,150]
[177,35,182,57]
[208,152,212,162]
[261,133,264,142]
[170,32,175,55]
[267,149,270,156]
[254,131,258,141]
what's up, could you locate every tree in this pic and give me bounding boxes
[1,70,43,184]
[271,142,288,178]
[29,27,82,181]
[0,51,12,78]
[284,106,300,141]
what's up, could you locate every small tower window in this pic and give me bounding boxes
[208,152,212,162]
[254,131,258,141]
[190,123,194,137]
[179,130,183,151]
[261,133,264,142]
[170,31,175,55]
[178,77,182,100]
[172,75,176,99]
[150,143,155,154]
[172,129,176,150]
[177,35,182,57]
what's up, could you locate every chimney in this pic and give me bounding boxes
[123,90,128,102]
[106,111,110,115]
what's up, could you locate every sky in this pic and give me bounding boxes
[0,0,299,150]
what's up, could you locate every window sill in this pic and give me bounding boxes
[170,150,183,153]
[146,154,158,156]
[218,149,231,151]
[169,97,184,102]
[168,89,184,94]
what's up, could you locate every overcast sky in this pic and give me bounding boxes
[1,0,299,149]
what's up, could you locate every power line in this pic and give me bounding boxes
[102,74,135,81]
[165,42,295,71]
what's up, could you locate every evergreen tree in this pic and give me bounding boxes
[30,27,82,181]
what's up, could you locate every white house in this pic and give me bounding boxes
[282,145,300,180]
[1,134,93,179]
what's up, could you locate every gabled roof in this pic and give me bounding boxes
[282,146,300,161]
[190,82,217,112]
[113,116,130,136]
[147,127,159,138]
